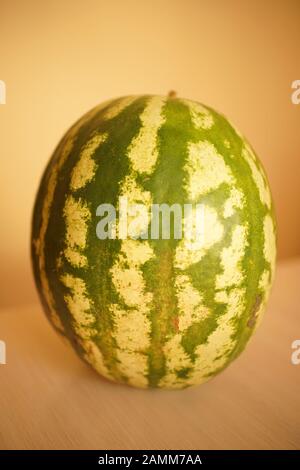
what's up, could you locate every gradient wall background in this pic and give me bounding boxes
[0,0,299,307]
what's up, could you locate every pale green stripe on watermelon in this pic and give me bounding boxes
[251,213,276,331]
[175,204,224,270]
[111,96,167,388]
[126,96,166,174]
[159,273,210,388]
[215,224,248,290]
[263,214,276,279]
[110,240,153,388]
[60,272,113,380]
[60,273,96,338]
[182,99,214,130]
[187,287,246,385]
[70,132,108,191]
[242,143,272,209]
[102,96,139,120]
[176,274,210,331]
[184,140,233,200]
[63,195,91,268]
[223,187,245,218]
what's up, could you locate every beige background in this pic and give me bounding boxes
[0,0,300,450]
[0,1,300,306]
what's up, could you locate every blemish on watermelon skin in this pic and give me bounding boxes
[247,294,263,329]
[172,315,179,333]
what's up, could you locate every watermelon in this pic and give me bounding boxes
[31,95,276,389]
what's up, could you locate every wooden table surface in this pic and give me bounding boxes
[0,258,299,450]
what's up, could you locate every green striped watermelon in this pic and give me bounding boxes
[31,95,276,389]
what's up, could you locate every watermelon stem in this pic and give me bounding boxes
[167,90,177,99]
